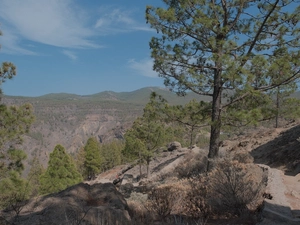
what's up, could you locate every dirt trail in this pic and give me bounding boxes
[257,166,300,225]
[283,173,300,218]
[219,123,300,224]
[240,124,300,224]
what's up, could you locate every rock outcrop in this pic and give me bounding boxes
[1,183,131,225]
[167,141,182,151]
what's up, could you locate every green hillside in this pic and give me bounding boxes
[4,86,211,106]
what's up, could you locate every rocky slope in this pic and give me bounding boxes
[0,183,131,225]
[90,122,300,224]
[1,123,300,224]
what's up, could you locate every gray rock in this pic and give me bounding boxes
[167,141,182,151]
[1,183,131,225]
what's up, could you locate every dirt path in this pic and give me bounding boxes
[248,124,300,224]
[220,124,300,224]
[283,173,300,218]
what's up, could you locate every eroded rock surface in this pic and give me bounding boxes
[1,183,131,225]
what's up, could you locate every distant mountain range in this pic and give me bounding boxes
[5,86,211,104]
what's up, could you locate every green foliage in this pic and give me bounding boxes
[39,144,82,195]
[83,137,102,179]
[0,170,30,210]
[279,97,300,120]
[269,83,300,127]
[0,87,34,211]
[123,133,147,162]
[0,149,30,211]
[0,30,35,212]
[6,149,27,174]
[27,156,44,197]
[0,103,34,150]
[75,139,124,179]
[224,91,274,128]
[165,99,211,147]
[146,0,300,159]
[74,146,86,177]
[0,62,16,95]
[100,140,124,172]
[123,92,169,177]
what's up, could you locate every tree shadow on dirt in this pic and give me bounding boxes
[250,125,300,175]
[151,153,185,174]
[261,200,300,224]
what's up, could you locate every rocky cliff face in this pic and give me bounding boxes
[3,94,143,168]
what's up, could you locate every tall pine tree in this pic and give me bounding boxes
[146,0,300,167]
[123,92,167,178]
[39,145,82,195]
[0,29,34,209]
[83,137,102,180]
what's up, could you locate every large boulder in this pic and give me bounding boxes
[167,141,182,151]
[1,183,131,225]
[119,183,134,198]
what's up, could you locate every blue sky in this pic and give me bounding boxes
[0,0,165,96]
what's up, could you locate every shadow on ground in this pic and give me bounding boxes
[151,153,185,174]
[260,201,300,224]
[250,125,300,175]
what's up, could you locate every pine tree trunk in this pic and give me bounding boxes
[189,126,194,148]
[275,87,279,128]
[209,89,222,159]
[139,162,142,177]
[207,68,222,171]
[139,151,142,177]
[146,159,150,178]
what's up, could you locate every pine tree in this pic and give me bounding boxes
[146,0,300,166]
[27,156,44,197]
[100,140,124,172]
[165,99,210,147]
[123,92,167,178]
[39,145,82,195]
[83,137,102,180]
[0,61,16,97]
[0,30,34,209]
[0,170,30,210]
[74,146,86,177]
[266,55,300,127]
[0,149,30,211]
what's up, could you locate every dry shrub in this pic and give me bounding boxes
[182,175,211,219]
[144,185,175,220]
[175,152,207,178]
[128,200,155,225]
[166,180,190,215]
[231,151,254,164]
[208,159,267,217]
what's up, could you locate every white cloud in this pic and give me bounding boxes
[0,27,36,55]
[62,50,77,61]
[0,0,101,54]
[95,8,153,34]
[128,58,158,78]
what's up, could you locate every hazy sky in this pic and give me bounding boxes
[0,0,165,96]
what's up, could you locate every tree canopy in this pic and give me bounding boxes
[123,92,169,177]
[0,30,35,209]
[83,137,102,179]
[146,0,300,163]
[39,144,82,195]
